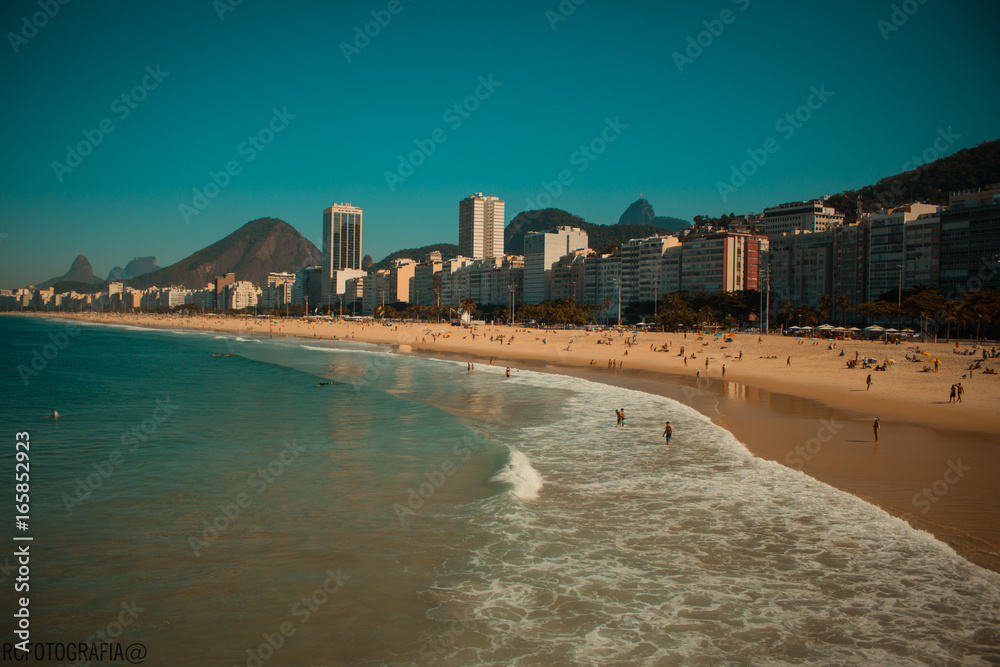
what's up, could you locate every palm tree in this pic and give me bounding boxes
[797,304,817,327]
[600,297,614,325]
[944,299,967,341]
[697,305,715,329]
[460,297,480,318]
[817,294,833,324]
[780,298,795,327]
[835,294,851,327]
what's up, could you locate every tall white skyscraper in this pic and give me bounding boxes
[322,203,363,305]
[523,226,589,304]
[459,193,505,259]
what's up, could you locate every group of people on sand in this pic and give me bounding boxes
[949,383,964,403]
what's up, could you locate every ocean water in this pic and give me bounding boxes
[1,315,999,666]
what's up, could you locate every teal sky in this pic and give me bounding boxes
[2,0,998,288]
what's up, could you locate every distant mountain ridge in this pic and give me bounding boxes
[38,255,100,289]
[826,138,1000,219]
[128,218,320,289]
[617,199,690,232]
[107,256,160,282]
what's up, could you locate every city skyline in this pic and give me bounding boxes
[2,0,999,289]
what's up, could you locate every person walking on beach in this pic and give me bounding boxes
[722,364,726,378]
[873,417,880,443]
[663,421,672,445]
[786,356,791,367]
[949,384,956,403]
[866,374,872,391]
[956,383,964,403]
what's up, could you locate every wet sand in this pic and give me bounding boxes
[21,312,1000,573]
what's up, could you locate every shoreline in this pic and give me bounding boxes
[11,311,1000,574]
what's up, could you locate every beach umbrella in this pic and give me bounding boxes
[864,325,885,331]
[714,333,722,337]
[816,324,834,330]
[832,326,846,332]
[849,327,862,331]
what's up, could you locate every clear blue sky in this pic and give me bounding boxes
[2,0,998,288]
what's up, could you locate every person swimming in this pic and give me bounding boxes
[51,409,60,419]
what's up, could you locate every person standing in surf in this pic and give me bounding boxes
[663,421,672,445]
[873,417,880,443]
[615,409,622,427]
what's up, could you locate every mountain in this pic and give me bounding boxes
[826,138,1000,220]
[38,255,100,289]
[617,198,691,232]
[106,256,160,283]
[504,209,665,255]
[122,256,160,280]
[370,243,460,272]
[128,217,321,289]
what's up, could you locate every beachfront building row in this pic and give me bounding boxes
[768,185,1000,308]
[547,231,768,314]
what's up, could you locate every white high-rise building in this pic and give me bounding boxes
[459,193,505,259]
[322,203,363,305]
[523,226,589,304]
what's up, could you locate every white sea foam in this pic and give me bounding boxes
[248,343,1000,664]
[490,448,544,500]
[400,358,1000,665]
[298,342,391,355]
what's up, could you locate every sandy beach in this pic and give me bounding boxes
[20,311,1000,572]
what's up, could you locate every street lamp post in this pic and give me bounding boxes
[765,263,771,336]
[509,284,515,326]
[617,278,622,327]
[654,276,659,320]
[896,263,903,330]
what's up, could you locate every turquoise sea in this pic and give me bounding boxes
[1,315,999,666]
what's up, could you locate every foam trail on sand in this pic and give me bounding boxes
[490,447,544,500]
